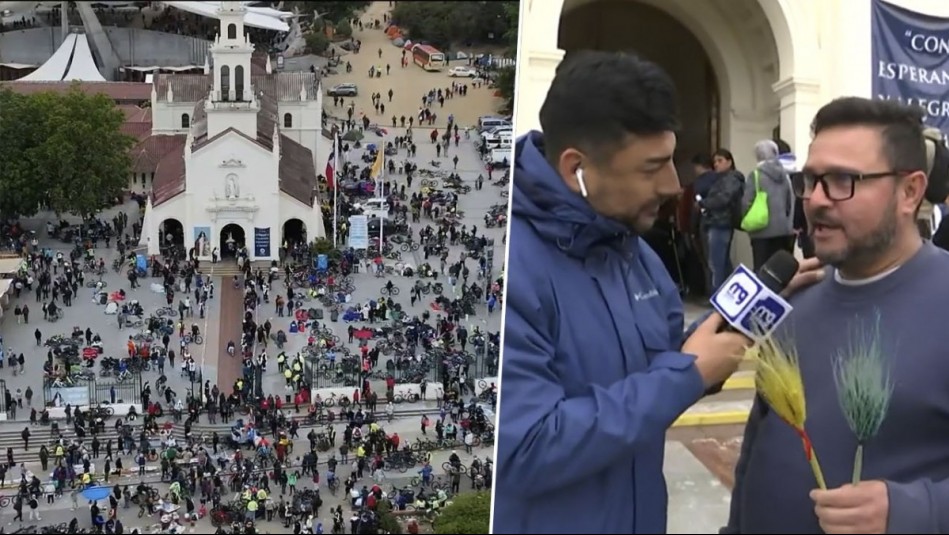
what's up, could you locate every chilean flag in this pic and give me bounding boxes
[325,150,335,190]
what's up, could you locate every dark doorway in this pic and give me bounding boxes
[159,218,184,257]
[219,223,246,258]
[283,218,307,247]
[558,3,719,297]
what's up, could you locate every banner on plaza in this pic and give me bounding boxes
[254,227,271,257]
[872,0,949,133]
[50,386,90,407]
[348,215,369,249]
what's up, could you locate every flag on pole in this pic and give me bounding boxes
[325,140,336,190]
[370,148,384,180]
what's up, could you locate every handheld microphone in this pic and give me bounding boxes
[704,251,799,395]
[711,250,799,338]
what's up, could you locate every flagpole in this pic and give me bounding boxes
[379,149,385,250]
[332,132,339,248]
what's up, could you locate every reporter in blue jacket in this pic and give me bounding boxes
[491,51,752,534]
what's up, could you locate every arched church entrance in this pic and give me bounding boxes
[159,218,184,258]
[219,223,246,259]
[282,219,307,248]
[558,0,784,296]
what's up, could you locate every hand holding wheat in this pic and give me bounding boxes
[750,334,827,489]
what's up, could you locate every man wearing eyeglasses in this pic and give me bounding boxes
[723,97,949,534]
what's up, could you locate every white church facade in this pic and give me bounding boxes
[139,1,326,262]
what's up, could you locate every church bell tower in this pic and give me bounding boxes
[206,1,260,139]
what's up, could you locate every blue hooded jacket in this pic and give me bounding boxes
[492,132,707,534]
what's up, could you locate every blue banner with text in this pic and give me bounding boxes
[872,0,949,133]
[254,227,271,257]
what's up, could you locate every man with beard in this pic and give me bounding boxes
[492,50,821,534]
[723,97,949,534]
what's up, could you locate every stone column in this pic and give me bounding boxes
[513,50,564,135]
[773,77,822,157]
[512,0,566,134]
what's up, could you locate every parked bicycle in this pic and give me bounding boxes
[183,333,204,345]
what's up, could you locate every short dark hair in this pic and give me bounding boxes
[539,50,679,168]
[691,153,713,168]
[773,138,792,154]
[811,97,926,173]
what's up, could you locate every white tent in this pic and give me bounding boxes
[18,33,78,82]
[162,1,291,32]
[63,33,107,82]
[16,33,105,82]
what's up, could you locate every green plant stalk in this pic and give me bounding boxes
[852,443,864,485]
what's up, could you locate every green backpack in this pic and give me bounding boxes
[741,168,770,232]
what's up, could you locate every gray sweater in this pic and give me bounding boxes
[723,242,949,533]
[741,159,794,238]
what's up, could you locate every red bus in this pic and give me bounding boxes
[412,44,446,72]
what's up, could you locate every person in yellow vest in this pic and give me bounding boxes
[283,368,292,388]
[245,497,258,521]
[256,488,267,502]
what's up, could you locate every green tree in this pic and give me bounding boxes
[41,86,134,218]
[433,492,491,534]
[390,1,517,50]
[376,501,404,534]
[500,1,519,56]
[0,88,57,217]
[495,67,516,114]
[306,30,330,54]
[336,19,353,38]
[0,85,133,218]
[494,0,518,112]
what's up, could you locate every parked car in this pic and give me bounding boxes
[327,83,358,97]
[448,66,477,78]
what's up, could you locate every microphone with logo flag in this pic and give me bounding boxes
[703,252,798,397]
[710,251,799,340]
[710,251,827,490]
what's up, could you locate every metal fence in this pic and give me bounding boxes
[473,344,499,378]
[310,356,362,390]
[91,373,142,405]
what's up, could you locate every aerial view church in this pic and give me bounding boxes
[138,1,326,262]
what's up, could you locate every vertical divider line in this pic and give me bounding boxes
[489,1,529,532]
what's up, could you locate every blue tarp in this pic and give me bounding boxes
[82,485,111,501]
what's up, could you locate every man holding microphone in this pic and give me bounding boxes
[492,50,822,534]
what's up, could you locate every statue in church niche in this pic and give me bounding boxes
[225,174,240,199]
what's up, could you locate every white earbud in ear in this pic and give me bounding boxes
[576,168,589,198]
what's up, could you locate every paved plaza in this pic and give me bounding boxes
[0,409,493,532]
[0,201,214,406]
[267,124,508,402]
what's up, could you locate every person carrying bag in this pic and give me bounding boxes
[741,140,796,270]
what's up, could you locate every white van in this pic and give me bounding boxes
[358,198,390,220]
[486,130,514,150]
[478,116,511,133]
[489,147,513,168]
